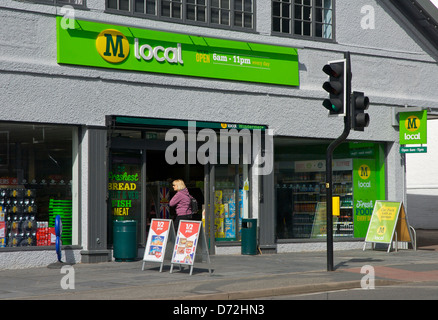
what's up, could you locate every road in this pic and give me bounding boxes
[255,281,438,300]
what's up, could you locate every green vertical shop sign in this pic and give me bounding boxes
[56,17,300,86]
[353,158,379,238]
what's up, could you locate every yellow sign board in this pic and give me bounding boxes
[364,201,413,251]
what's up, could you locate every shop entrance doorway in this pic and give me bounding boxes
[144,149,205,230]
[107,120,254,255]
[108,141,205,249]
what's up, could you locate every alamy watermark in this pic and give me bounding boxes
[164,121,274,176]
[361,5,375,30]
[59,5,75,30]
[60,265,75,290]
[360,265,375,290]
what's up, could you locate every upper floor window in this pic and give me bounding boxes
[272,0,333,40]
[106,0,254,30]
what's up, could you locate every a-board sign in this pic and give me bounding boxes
[142,219,175,272]
[170,220,211,276]
[364,201,413,251]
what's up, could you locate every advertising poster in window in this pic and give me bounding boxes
[311,202,327,238]
[143,219,173,263]
[353,158,379,238]
[172,220,201,265]
[0,221,5,247]
[108,156,141,221]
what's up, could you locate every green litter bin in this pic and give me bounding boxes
[113,220,137,262]
[241,218,257,255]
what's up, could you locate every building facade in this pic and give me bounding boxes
[1,0,437,269]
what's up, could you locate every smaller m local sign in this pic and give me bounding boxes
[399,110,427,146]
[56,17,299,86]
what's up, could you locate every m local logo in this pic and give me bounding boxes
[358,164,371,188]
[96,29,129,63]
[96,29,183,65]
[404,115,421,141]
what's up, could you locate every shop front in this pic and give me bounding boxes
[107,116,267,255]
[106,123,388,256]
[0,119,391,260]
[2,2,412,269]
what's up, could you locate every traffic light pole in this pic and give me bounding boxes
[326,52,352,272]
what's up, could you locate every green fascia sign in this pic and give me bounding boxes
[56,17,300,86]
[399,110,427,145]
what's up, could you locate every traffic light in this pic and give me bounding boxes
[322,60,347,116]
[351,91,370,131]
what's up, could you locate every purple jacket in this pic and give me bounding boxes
[169,188,192,216]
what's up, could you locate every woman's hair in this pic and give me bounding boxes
[172,179,186,191]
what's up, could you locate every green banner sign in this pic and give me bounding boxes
[56,17,300,86]
[353,158,380,238]
[365,201,402,244]
[399,110,427,145]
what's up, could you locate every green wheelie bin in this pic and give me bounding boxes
[241,218,257,255]
[113,220,137,262]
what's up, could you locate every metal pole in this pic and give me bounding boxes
[326,116,350,271]
[326,52,351,271]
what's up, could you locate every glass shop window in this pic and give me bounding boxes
[0,123,76,248]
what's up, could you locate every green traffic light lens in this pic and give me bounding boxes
[323,99,340,112]
[322,99,333,111]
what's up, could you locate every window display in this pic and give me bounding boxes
[277,159,353,239]
[274,139,385,240]
[0,123,75,248]
[214,188,241,240]
[214,164,248,242]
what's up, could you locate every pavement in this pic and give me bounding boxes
[1,245,438,300]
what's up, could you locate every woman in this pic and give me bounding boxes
[169,179,192,231]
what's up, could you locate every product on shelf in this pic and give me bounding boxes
[36,221,55,246]
[0,187,59,247]
[214,187,242,240]
[48,199,72,245]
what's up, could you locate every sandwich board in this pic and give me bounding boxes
[170,220,212,276]
[142,219,175,272]
[364,201,414,252]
